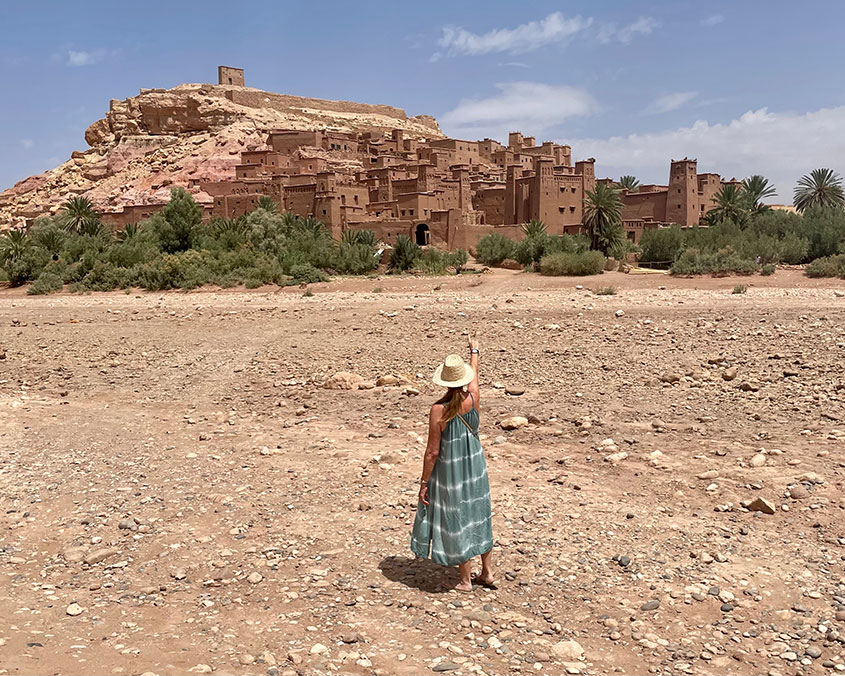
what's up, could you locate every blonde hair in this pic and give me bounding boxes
[437,387,466,424]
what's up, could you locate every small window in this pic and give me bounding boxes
[570,206,575,212]
[322,210,327,215]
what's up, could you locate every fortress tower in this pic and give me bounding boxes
[666,158,698,226]
[218,66,244,86]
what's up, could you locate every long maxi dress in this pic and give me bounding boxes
[410,402,493,566]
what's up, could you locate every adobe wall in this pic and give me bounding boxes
[218,66,244,86]
[621,191,668,223]
[225,89,410,121]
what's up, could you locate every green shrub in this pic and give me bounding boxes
[539,251,606,276]
[27,272,64,295]
[152,188,203,253]
[594,286,617,295]
[333,242,378,275]
[805,254,845,278]
[416,248,468,275]
[388,235,420,272]
[639,226,684,263]
[290,263,328,284]
[671,247,759,276]
[608,238,641,261]
[6,246,50,286]
[779,232,810,264]
[514,236,548,269]
[545,234,589,255]
[476,233,516,266]
[732,284,747,294]
[79,261,126,291]
[761,263,776,276]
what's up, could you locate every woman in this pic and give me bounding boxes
[410,336,494,592]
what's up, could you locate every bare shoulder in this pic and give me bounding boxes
[430,402,445,417]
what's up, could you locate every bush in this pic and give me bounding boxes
[594,286,617,295]
[290,263,328,284]
[732,284,747,294]
[639,227,684,263]
[608,238,641,261]
[415,248,468,275]
[388,235,420,272]
[476,233,516,266]
[539,251,606,276]
[805,254,845,278]
[514,236,547,270]
[671,247,759,276]
[152,188,203,253]
[333,242,378,275]
[27,272,64,295]
[6,246,50,286]
[416,248,452,275]
[761,263,776,276]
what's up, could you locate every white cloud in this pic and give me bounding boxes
[598,17,660,44]
[500,61,530,69]
[441,82,599,139]
[646,91,698,114]
[702,14,725,26]
[19,139,34,149]
[433,12,593,60]
[67,49,105,67]
[573,106,845,199]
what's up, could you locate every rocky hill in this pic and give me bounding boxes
[0,83,443,229]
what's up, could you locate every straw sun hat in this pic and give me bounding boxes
[432,353,475,389]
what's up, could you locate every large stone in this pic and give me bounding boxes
[323,372,364,390]
[500,416,528,430]
[84,547,119,565]
[747,497,776,515]
[551,640,585,662]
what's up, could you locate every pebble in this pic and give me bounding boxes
[66,602,84,616]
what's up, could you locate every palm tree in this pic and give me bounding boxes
[521,219,547,239]
[742,175,777,216]
[31,225,66,259]
[256,196,278,213]
[794,168,845,212]
[60,196,100,234]
[0,229,29,266]
[618,175,640,192]
[299,215,327,237]
[707,184,748,225]
[117,223,140,242]
[583,183,624,254]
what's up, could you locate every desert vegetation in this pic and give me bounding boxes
[0,190,470,294]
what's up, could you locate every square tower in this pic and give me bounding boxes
[218,66,244,86]
[666,158,698,226]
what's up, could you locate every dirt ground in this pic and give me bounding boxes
[1,268,845,676]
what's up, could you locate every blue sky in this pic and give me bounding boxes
[3,1,845,202]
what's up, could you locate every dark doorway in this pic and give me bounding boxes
[415,223,430,246]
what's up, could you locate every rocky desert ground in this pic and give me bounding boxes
[2,269,845,676]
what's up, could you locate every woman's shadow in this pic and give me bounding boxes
[378,555,459,593]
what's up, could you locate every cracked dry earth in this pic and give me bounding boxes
[1,269,845,676]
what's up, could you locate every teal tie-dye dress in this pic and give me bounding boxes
[410,404,493,566]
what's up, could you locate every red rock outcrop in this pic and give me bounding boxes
[0,83,442,229]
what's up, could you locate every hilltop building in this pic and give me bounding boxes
[100,67,741,249]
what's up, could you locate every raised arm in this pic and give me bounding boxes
[468,335,480,408]
[418,404,443,506]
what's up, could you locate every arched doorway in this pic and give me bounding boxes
[415,223,430,246]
